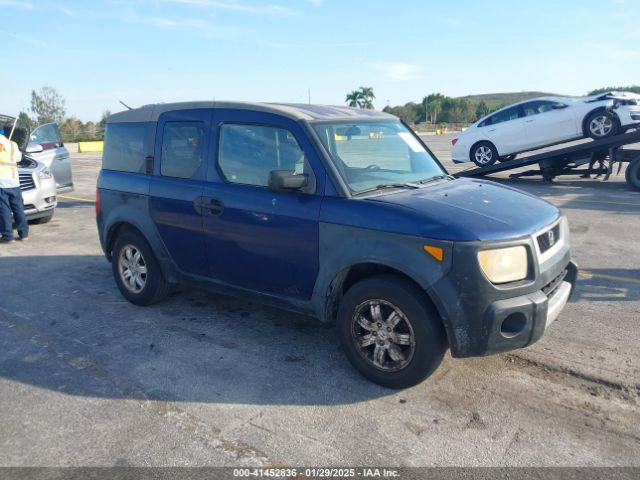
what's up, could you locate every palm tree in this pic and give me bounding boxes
[345,90,362,108]
[359,86,376,109]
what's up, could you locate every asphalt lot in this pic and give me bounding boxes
[0,134,639,467]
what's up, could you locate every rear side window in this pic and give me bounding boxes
[160,122,205,179]
[103,122,152,173]
[218,123,315,192]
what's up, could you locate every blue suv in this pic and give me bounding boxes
[96,102,577,388]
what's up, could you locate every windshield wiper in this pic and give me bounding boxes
[417,174,455,184]
[354,182,420,196]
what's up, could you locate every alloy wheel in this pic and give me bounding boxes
[474,146,493,165]
[118,244,148,294]
[351,299,416,372]
[589,115,613,137]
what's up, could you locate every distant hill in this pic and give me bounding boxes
[456,91,558,110]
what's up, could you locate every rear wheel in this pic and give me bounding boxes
[470,141,498,167]
[585,110,619,139]
[112,230,168,305]
[337,275,447,389]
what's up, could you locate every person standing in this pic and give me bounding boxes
[0,125,29,243]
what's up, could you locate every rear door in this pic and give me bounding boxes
[201,109,324,299]
[149,109,211,276]
[522,100,578,147]
[29,123,73,191]
[478,105,528,155]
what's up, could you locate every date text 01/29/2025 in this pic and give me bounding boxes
[232,468,400,478]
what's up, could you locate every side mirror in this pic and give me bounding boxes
[268,170,307,193]
[552,103,568,110]
[25,143,44,153]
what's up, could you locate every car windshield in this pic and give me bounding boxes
[312,120,445,194]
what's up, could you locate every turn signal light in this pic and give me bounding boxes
[423,245,444,262]
[451,138,458,146]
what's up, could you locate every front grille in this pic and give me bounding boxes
[542,270,567,299]
[19,173,35,191]
[537,224,561,254]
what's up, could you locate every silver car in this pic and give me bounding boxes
[25,122,74,193]
[1,114,59,224]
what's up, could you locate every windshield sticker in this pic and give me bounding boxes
[398,132,424,152]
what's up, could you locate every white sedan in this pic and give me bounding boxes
[452,92,640,166]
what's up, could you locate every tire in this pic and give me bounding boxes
[498,154,517,163]
[111,230,168,306]
[470,141,498,167]
[585,110,619,140]
[625,160,640,191]
[337,274,447,389]
[29,211,54,224]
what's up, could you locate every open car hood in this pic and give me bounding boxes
[0,114,30,152]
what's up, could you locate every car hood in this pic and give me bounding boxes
[583,91,640,103]
[366,178,560,241]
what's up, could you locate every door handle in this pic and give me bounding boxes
[488,129,496,132]
[526,119,534,123]
[194,196,224,216]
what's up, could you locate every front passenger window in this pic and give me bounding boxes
[218,124,315,192]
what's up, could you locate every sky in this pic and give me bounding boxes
[2,0,640,121]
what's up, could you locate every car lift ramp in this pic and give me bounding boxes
[455,128,640,191]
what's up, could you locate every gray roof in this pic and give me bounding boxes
[107,101,394,124]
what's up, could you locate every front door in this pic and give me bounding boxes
[149,109,211,276]
[202,110,324,299]
[29,123,73,190]
[522,100,578,147]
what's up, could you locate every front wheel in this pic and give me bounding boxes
[111,230,168,305]
[470,141,498,167]
[585,110,619,139]
[337,275,447,389]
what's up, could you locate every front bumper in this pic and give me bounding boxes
[19,170,57,220]
[428,217,577,357]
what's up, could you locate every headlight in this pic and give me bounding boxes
[38,168,53,180]
[477,246,528,284]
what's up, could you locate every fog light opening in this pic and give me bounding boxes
[500,313,527,338]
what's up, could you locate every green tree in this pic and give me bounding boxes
[18,111,33,130]
[345,90,362,108]
[30,85,66,125]
[345,87,376,109]
[475,101,489,120]
[358,86,375,109]
[588,86,640,95]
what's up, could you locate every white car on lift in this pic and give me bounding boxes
[452,92,640,167]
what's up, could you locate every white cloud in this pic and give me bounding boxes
[307,0,323,6]
[370,62,423,81]
[0,0,33,9]
[160,0,294,15]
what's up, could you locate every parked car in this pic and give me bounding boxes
[452,92,640,166]
[25,122,74,192]
[0,114,58,223]
[97,102,577,389]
